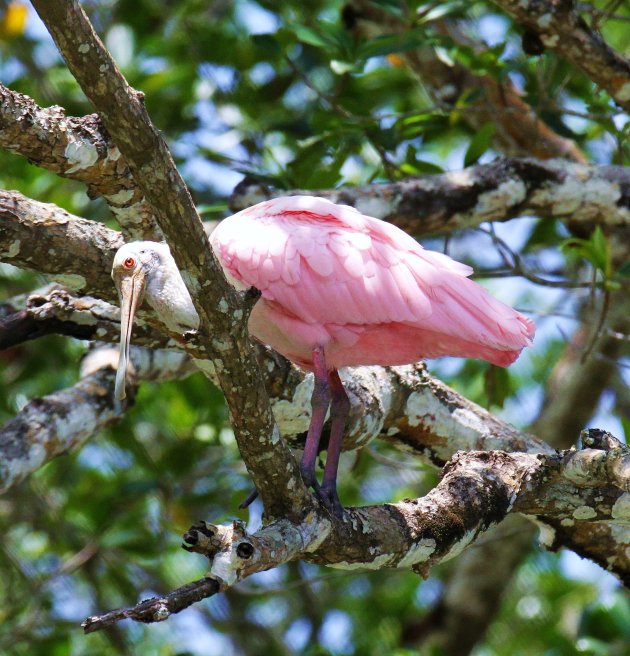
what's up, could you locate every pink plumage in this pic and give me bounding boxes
[113,195,534,512]
[211,195,534,371]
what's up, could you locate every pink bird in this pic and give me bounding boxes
[113,195,535,515]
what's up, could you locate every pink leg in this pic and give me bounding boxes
[319,369,350,516]
[300,346,330,489]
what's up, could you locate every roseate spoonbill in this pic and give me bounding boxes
[112,195,534,514]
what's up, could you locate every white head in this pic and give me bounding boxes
[111,241,199,400]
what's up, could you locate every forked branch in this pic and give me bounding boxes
[81,437,630,633]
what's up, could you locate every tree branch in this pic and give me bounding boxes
[31,0,312,520]
[0,287,554,500]
[0,366,121,493]
[0,189,556,491]
[230,158,630,237]
[0,285,177,351]
[490,0,630,112]
[0,345,194,493]
[82,578,221,633]
[0,189,122,298]
[420,289,630,652]
[0,83,158,239]
[81,441,629,632]
[4,155,628,305]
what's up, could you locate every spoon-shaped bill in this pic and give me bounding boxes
[114,272,146,400]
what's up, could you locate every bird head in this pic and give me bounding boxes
[111,242,162,401]
[111,241,200,400]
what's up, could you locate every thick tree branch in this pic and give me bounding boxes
[402,515,537,654]
[81,442,630,632]
[230,158,630,237]
[0,83,158,239]
[0,285,179,351]
[3,156,628,303]
[0,346,194,493]
[0,289,554,498]
[0,189,122,298]
[490,0,630,112]
[0,366,121,493]
[31,0,311,520]
[420,289,630,653]
[525,430,630,584]
[0,185,559,492]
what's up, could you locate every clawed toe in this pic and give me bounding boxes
[316,484,345,518]
[183,329,198,343]
[300,463,318,490]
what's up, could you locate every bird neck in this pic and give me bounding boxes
[146,263,199,333]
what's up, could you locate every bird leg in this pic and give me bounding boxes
[300,346,331,490]
[319,369,350,516]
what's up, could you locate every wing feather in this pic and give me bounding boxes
[211,196,533,355]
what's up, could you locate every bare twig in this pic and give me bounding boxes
[82,578,221,633]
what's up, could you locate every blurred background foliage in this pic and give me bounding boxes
[0,0,629,654]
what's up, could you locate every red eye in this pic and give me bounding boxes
[123,257,135,269]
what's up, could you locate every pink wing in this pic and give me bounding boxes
[212,196,534,363]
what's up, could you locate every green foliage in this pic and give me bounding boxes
[561,226,612,281]
[464,121,496,167]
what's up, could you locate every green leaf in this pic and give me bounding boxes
[293,24,332,49]
[357,30,427,60]
[561,226,611,277]
[197,203,228,215]
[523,218,562,251]
[400,159,444,175]
[292,23,353,59]
[402,146,445,174]
[591,225,609,272]
[464,122,496,167]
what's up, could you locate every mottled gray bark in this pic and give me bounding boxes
[0,289,553,497]
[32,0,312,520]
[83,439,630,632]
[0,1,625,642]
[0,83,157,239]
[0,189,122,298]
[230,158,630,238]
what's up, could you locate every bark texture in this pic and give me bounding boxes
[0,83,157,239]
[31,0,313,520]
[83,440,630,632]
[230,158,630,237]
[0,0,626,644]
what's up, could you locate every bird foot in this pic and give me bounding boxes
[300,463,318,490]
[315,483,345,519]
